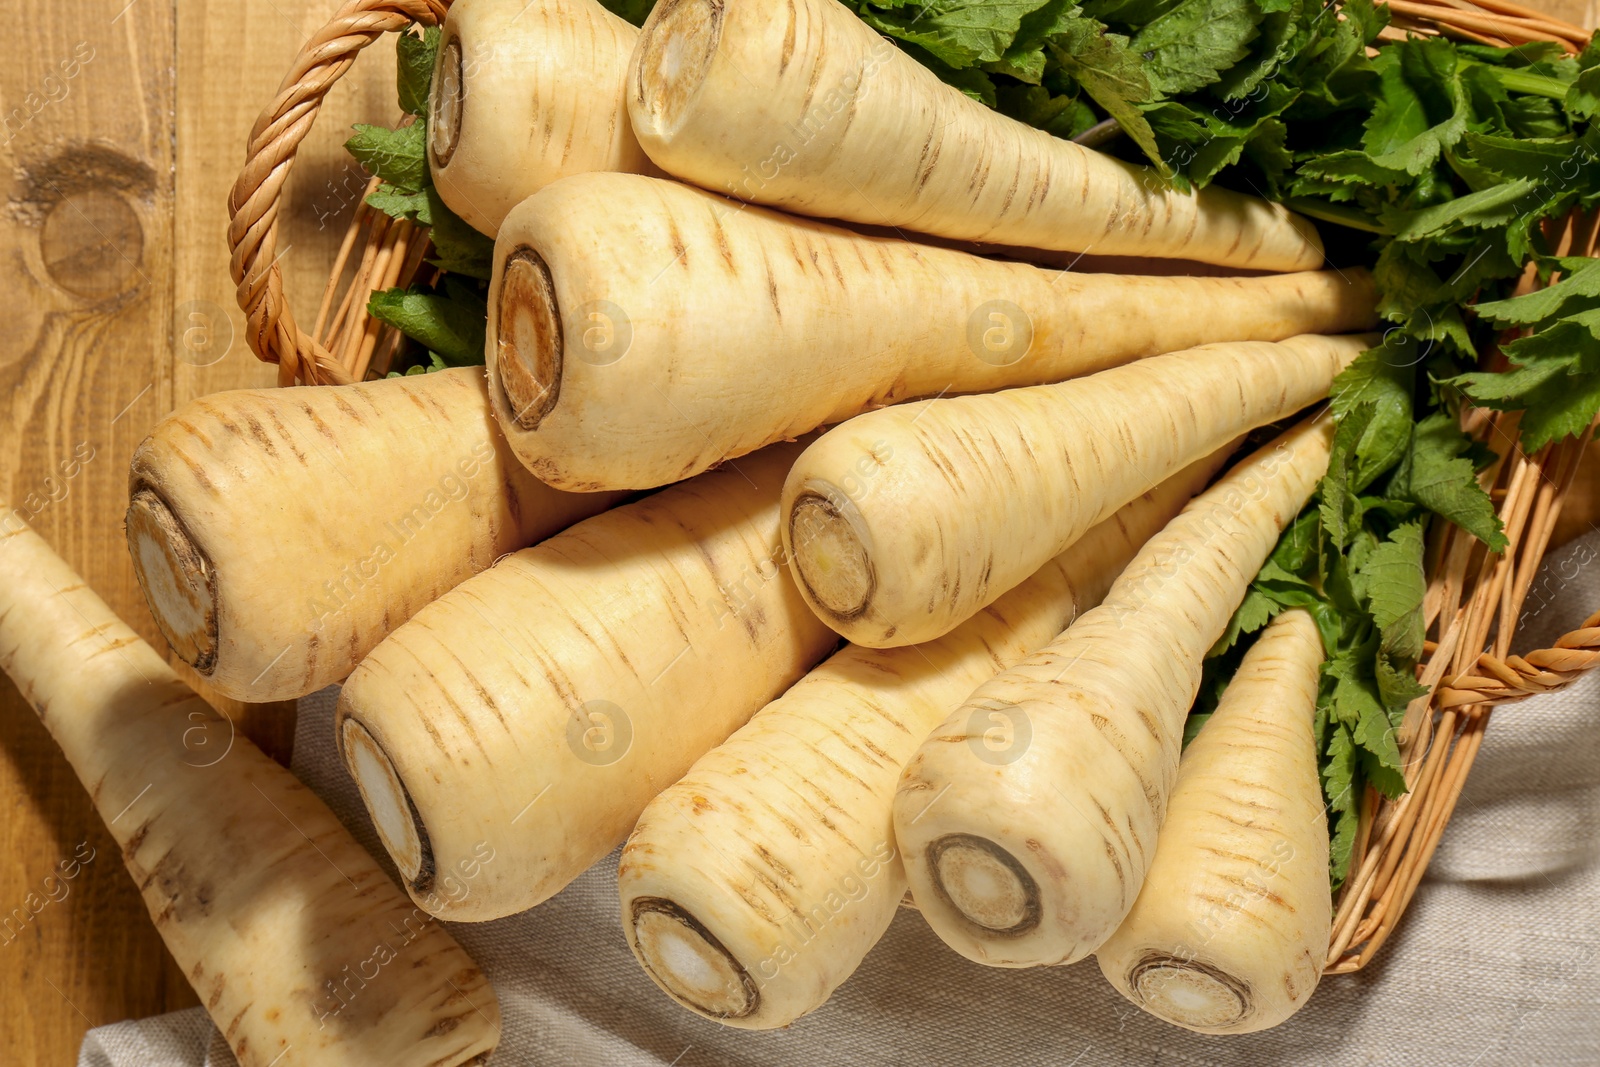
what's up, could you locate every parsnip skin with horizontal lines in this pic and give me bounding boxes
[628,0,1324,271]
[125,367,622,703]
[894,418,1334,969]
[487,173,1375,491]
[336,442,840,922]
[781,334,1368,649]
[617,454,1225,1029]
[428,0,653,234]
[1097,609,1332,1035]
[0,520,499,1067]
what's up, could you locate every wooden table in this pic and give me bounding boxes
[0,2,397,1059]
[2,0,1595,1063]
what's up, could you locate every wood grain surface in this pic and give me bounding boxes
[2,1,1598,1064]
[1,1,395,1061]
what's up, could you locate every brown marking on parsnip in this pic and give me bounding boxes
[332,393,364,425]
[171,418,214,452]
[780,0,797,72]
[710,213,735,270]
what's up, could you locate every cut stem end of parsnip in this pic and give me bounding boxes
[788,489,874,622]
[634,0,722,136]
[928,834,1040,935]
[1126,954,1252,1031]
[430,36,464,169]
[125,486,218,674]
[341,716,429,887]
[494,247,562,431]
[631,898,758,1020]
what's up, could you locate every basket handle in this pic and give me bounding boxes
[228,0,450,387]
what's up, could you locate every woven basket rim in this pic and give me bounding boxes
[227,0,1600,976]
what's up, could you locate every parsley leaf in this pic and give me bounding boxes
[368,276,488,367]
[397,25,440,117]
[345,122,427,193]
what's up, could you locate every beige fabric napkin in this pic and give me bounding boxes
[80,530,1600,1067]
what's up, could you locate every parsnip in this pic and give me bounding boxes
[618,453,1225,1029]
[0,520,499,1067]
[1097,609,1331,1035]
[487,173,1376,490]
[429,0,652,235]
[126,367,623,703]
[894,418,1333,968]
[627,0,1323,271]
[336,441,839,922]
[782,333,1368,648]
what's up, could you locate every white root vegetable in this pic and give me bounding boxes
[781,333,1368,648]
[627,0,1324,271]
[125,367,623,703]
[0,519,500,1066]
[1097,608,1331,1034]
[893,418,1334,968]
[487,173,1376,491]
[336,442,839,922]
[617,454,1225,1029]
[428,0,653,235]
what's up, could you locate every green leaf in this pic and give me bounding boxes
[365,182,431,225]
[1212,586,1278,656]
[1323,719,1361,885]
[425,188,495,279]
[1329,341,1416,491]
[1461,131,1583,182]
[1129,0,1261,96]
[912,45,1002,105]
[345,122,427,193]
[989,0,1081,81]
[1565,32,1600,119]
[1328,797,1360,888]
[368,282,487,367]
[1384,178,1537,241]
[1363,38,1469,175]
[1387,412,1506,549]
[1047,19,1164,168]
[1210,0,1299,102]
[596,0,657,25]
[996,83,1099,137]
[856,0,1056,67]
[1472,258,1600,326]
[396,25,441,117]
[1360,522,1426,661]
[1181,711,1213,749]
[1326,645,1407,796]
[1296,149,1410,188]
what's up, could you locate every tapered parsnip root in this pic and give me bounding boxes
[618,455,1227,1029]
[1097,609,1331,1034]
[894,419,1334,968]
[488,173,1376,490]
[628,0,1324,271]
[429,0,653,235]
[783,334,1369,647]
[126,367,622,702]
[0,520,499,1066]
[336,442,840,921]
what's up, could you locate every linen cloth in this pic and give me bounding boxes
[80,530,1600,1067]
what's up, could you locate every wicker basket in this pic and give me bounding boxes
[227,0,1600,975]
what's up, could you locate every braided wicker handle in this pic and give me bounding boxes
[228,0,450,387]
[1438,608,1600,708]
